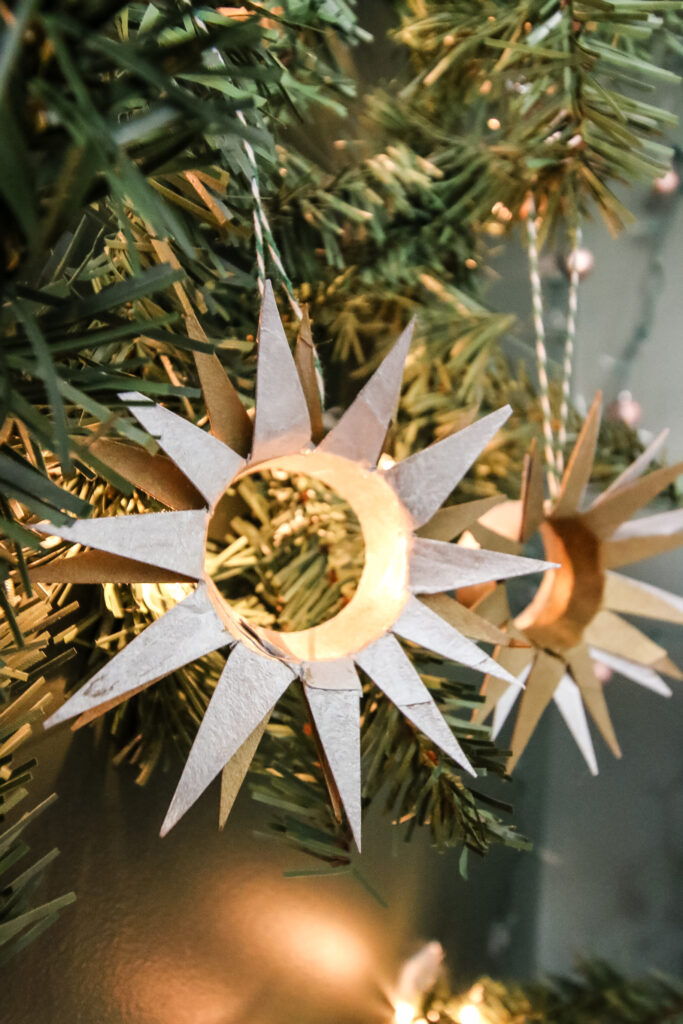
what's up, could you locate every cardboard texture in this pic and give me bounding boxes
[28,550,191,586]
[590,427,669,506]
[294,307,324,445]
[603,572,683,624]
[566,644,621,758]
[36,510,208,579]
[305,685,362,848]
[588,647,672,697]
[552,674,598,775]
[195,351,253,456]
[355,634,474,775]
[219,715,270,828]
[418,495,504,543]
[320,321,414,464]
[419,593,513,647]
[519,441,545,542]
[409,538,552,595]
[45,585,232,729]
[88,439,204,510]
[37,287,558,847]
[161,645,294,836]
[149,235,253,455]
[385,405,512,527]
[250,281,311,461]
[465,392,683,772]
[395,596,517,684]
[123,391,245,507]
[551,392,602,517]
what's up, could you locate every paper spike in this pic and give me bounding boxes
[602,531,683,570]
[471,584,514,627]
[553,675,599,775]
[603,572,683,626]
[612,507,683,541]
[581,461,683,539]
[194,352,252,456]
[409,537,553,595]
[417,495,505,542]
[294,307,324,445]
[219,715,270,829]
[320,321,414,465]
[491,679,524,741]
[584,609,666,667]
[588,647,673,697]
[589,428,670,508]
[45,586,232,729]
[552,392,602,517]
[122,392,244,506]
[161,645,294,835]
[89,439,205,511]
[473,648,533,727]
[149,235,253,456]
[384,406,512,527]
[419,593,513,647]
[35,510,207,579]
[469,520,523,555]
[520,440,546,542]
[28,550,194,585]
[250,280,311,462]
[567,645,621,758]
[355,635,474,775]
[392,595,517,685]
[305,684,362,849]
[652,654,683,680]
[508,650,566,771]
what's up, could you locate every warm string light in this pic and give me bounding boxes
[394,1000,418,1024]
[457,1005,482,1024]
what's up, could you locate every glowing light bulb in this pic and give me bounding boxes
[395,1000,418,1024]
[458,1006,482,1024]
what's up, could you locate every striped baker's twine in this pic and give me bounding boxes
[193,20,303,320]
[196,24,325,401]
[235,109,303,321]
[234,107,327,404]
[556,221,582,476]
[526,197,559,497]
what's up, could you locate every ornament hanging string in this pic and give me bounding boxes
[525,196,559,497]
[556,220,582,476]
[234,108,302,321]
[234,106,325,403]
[231,108,328,401]
[196,18,325,403]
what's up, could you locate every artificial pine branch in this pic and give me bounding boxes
[393,0,682,237]
[0,583,78,964]
[422,960,683,1024]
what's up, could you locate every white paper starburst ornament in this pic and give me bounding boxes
[466,394,683,774]
[34,284,552,848]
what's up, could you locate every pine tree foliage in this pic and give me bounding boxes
[423,960,683,1023]
[393,0,683,239]
[0,584,77,964]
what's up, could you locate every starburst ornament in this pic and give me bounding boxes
[35,284,551,848]
[467,395,683,773]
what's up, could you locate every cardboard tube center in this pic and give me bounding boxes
[514,516,605,654]
[205,451,413,663]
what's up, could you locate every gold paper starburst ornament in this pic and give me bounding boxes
[468,394,683,773]
[34,284,552,848]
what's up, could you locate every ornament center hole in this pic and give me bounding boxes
[205,469,366,633]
